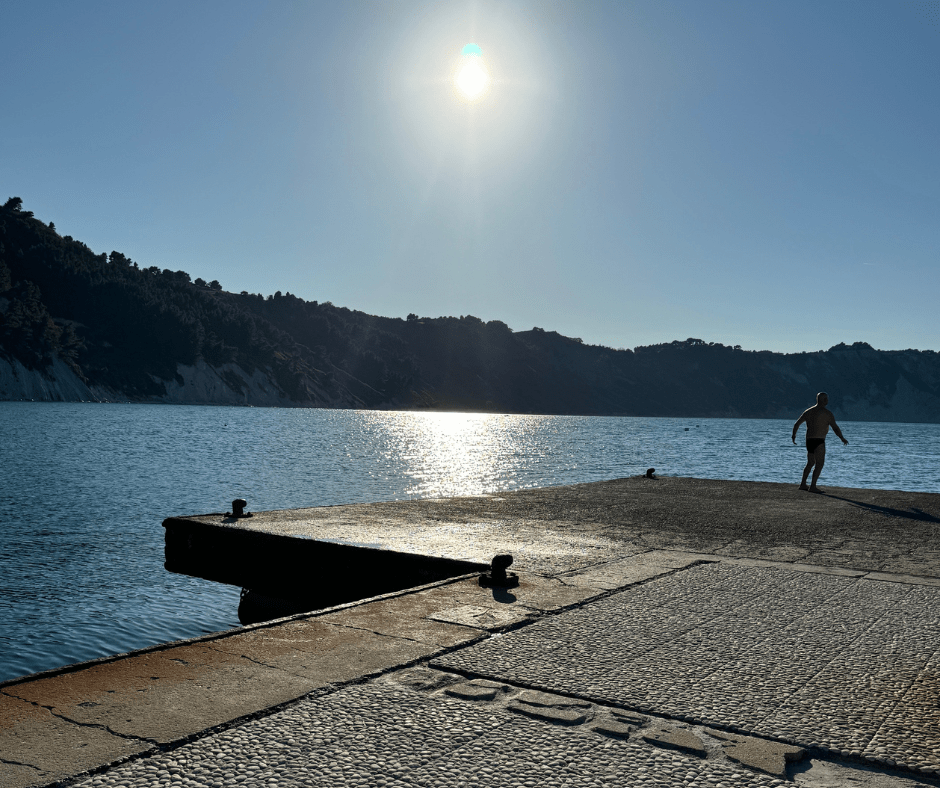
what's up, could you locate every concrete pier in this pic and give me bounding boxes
[2,477,940,788]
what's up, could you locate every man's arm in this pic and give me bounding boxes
[831,417,848,445]
[792,411,807,444]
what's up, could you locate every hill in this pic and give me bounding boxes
[3,197,940,422]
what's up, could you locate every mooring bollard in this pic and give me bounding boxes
[230,498,252,518]
[480,553,519,588]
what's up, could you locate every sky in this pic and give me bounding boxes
[2,0,939,354]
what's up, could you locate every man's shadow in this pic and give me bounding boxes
[823,495,940,523]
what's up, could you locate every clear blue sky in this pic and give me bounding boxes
[3,1,939,353]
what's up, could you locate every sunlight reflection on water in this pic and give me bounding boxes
[361,411,566,499]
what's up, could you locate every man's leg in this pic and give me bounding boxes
[800,452,815,490]
[809,444,826,491]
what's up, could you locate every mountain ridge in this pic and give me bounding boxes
[2,196,939,422]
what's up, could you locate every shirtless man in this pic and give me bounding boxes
[792,392,848,493]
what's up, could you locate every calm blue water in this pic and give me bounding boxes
[2,402,939,682]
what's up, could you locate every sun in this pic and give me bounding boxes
[454,43,490,101]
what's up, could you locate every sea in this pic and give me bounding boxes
[2,401,939,683]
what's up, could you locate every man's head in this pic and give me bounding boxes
[816,392,829,405]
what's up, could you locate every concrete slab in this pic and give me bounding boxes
[314,574,582,643]
[439,572,607,611]
[0,762,45,788]
[315,592,483,647]
[4,644,315,745]
[170,510,631,577]
[205,618,435,683]
[0,691,149,787]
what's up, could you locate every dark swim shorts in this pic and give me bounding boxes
[806,437,825,453]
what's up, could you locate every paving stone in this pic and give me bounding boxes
[443,679,507,701]
[707,728,805,778]
[386,666,463,692]
[515,690,592,709]
[405,713,605,787]
[641,724,707,757]
[589,718,637,738]
[506,689,593,725]
[508,700,589,725]
[427,603,535,629]
[611,709,649,726]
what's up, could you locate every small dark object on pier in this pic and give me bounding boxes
[229,498,252,518]
[646,468,656,479]
[480,553,519,588]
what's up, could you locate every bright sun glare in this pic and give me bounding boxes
[455,43,490,101]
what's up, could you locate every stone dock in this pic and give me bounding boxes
[2,476,940,787]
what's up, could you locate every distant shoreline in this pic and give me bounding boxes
[4,395,940,426]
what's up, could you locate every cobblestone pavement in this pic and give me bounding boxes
[63,561,940,788]
[433,563,940,779]
[73,682,795,788]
